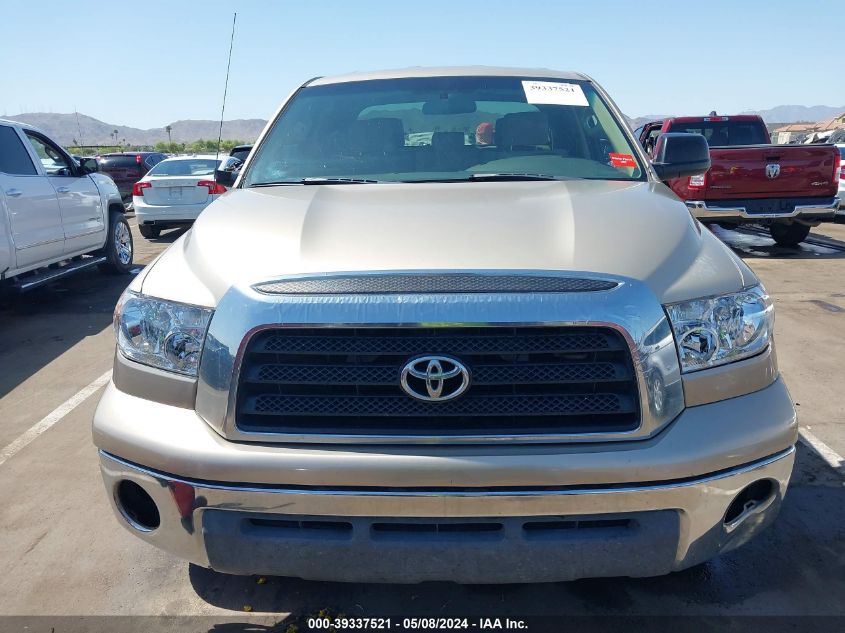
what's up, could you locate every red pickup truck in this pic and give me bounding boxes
[634,115,840,246]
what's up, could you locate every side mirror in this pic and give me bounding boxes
[651,133,710,180]
[80,157,99,174]
[214,168,237,187]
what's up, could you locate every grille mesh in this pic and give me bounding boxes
[249,362,620,386]
[254,274,618,295]
[257,332,614,356]
[250,393,628,417]
[235,326,640,440]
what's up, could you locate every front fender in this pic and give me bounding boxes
[0,190,12,272]
[90,173,123,210]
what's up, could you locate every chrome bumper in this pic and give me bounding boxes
[94,364,797,582]
[686,198,840,221]
[99,447,795,583]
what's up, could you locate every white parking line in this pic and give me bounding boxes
[0,370,112,468]
[799,428,845,476]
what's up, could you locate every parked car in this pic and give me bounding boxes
[95,67,796,584]
[634,116,840,246]
[836,143,845,215]
[229,144,253,163]
[0,120,133,290]
[132,155,241,239]
[97,152,167,203]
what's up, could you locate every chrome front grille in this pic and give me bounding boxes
[235,326,640,440]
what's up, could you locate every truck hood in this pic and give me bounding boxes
[139,180,757,307]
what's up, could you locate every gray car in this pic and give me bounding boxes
[93,67,796,583]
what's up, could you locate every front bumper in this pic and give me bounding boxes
[686,197,839,221]
[94,377,797,583]
[100,447,794,583]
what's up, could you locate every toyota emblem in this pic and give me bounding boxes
[400,356,470,402]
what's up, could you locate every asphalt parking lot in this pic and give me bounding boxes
[1,217,844,628]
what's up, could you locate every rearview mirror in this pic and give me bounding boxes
[215,168,237,187]
[80,157,99,174]
[651,133,710,180]
[422,95,477,115]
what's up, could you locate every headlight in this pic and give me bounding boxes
[114,290,213,376]
[665,285,773,373]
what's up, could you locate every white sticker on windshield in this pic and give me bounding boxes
[522,81,589,106]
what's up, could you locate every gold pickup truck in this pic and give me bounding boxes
[93,67,795,583]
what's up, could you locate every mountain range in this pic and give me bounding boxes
[1,112,267,146]
[4,104,844,147]
[739,105,845,124]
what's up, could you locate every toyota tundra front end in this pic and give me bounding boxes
[93,67,796,583]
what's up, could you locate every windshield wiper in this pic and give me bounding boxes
[398,173,574,184]
[467,173,568,181]
[250,177,380,187]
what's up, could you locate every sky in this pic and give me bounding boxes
[1,0,841,129]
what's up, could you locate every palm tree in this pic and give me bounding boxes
[166,125,172,145]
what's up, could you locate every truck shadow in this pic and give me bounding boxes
[0,226,185,399]
[188,442,845,620]
[141,226,191,243]
[713,224,845,259]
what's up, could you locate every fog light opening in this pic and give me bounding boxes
[116,480,160,532]
[724,479,776,527]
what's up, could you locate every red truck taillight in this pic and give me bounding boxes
[688,173,707,189]
[834,154,842,184]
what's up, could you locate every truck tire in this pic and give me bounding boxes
[138,224,161,239]
[99,213,134,274]
[770,222,811,247]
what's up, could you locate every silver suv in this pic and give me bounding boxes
[93,67,796,583]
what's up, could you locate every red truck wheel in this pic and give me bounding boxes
[770,222,811,247]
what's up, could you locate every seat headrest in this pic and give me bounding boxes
[431,131,465,152]
[496,112,551,148]
[730,127,752,145]
[172,162,191,175]
[708,130,728,146]
[348,117,405,153]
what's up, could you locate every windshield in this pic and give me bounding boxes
[99,156,142,169]
[667,120,768,146]
[243,76,645,185]
[230,147,252,162]
[148,158,220,177]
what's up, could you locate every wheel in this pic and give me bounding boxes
[770,222,811,247]
[138,224,161,239]
[99,213,134,274]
